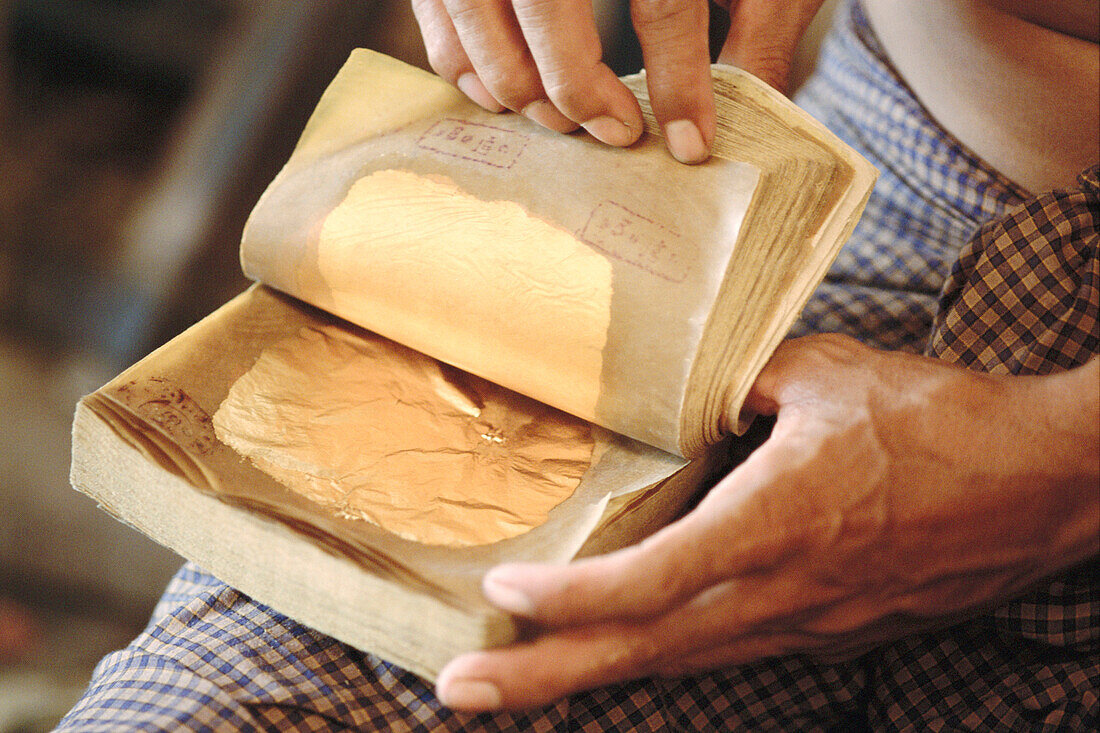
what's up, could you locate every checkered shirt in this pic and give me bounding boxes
[928,166,1100,375]
[57,2,1098,730]
[790,0,1029,353]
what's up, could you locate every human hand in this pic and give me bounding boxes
[410,0,826,164]
[435,335,1100,711]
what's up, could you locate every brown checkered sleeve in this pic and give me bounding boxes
[928,166,1100,375]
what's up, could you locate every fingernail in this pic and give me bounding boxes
[582,115,636,147]
[457,73,503,113]
[664,119,709,164]
[483,569,535,616]
[521,100,579,133]
[437,679,502,711]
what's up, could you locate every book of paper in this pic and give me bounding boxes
[71,51,876,679]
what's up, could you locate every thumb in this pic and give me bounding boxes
[717,0,825,94]
[721,341,797,433]
[738,339,796,421]
[733,333,860,425]
[732,333,877,431]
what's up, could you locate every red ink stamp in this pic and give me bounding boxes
[417,118,527,169]
[116,377,216,456]
[579,201,688,282]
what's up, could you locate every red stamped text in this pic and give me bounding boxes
[579,201,687,282]
[417,119,528,169]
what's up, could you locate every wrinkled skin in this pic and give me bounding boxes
[405,0,1100,713]
[435,335,1100,711]
[409,0,826,162]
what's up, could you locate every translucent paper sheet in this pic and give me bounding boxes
[241,50,760,455]
[91,287,689,603]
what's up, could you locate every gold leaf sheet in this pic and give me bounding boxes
[317,169,613,424]
[213,324,595,547]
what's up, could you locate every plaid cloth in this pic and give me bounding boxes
[57,2,1098,730]
[790,0,1029,353]
[928,166,1100,375]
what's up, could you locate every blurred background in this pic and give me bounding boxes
[0,0,835,729]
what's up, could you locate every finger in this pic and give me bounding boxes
[439,585,756,711]
[441,569,834,710]
[439,0,578,131]
[740,338,799,418]
[656,626,873,678]
[512,0,644,146]
[656,632,803,676]
[411,0,504,111]
[482,437,803,625]
[718,0,824,94]
[442,549,879,710]
[436,622,667,711]
[666,608,933,676]
[630,0,715,163]
[653,597,855,676]
[739,333,871,420]
[740,336,828,418]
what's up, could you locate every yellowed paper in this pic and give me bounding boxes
[317,169,612,423]
[241,51,760,456]
[86,287,690,612]
[290,51,466,170]
[72,49,878,670]
[213,323,595,547]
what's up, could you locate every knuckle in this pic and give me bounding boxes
[540,568,602,620]
[631,0,703,30]
[643,56,709,111]
[553,570,588,601]
[653,655,694,677]
[510,0,559,18]
[622,633,666,674]
[444,0,495,23]
[631,543,693,610]
[423,47,464,83]
[541,79,591,117]
[411,22,466,80]
[745,50,793,92]
[538,60,604,116]
[796,333,866,368]
[478,60,542,110]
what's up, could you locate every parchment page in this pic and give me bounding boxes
[241,50,760,456]
[90,286,687,609]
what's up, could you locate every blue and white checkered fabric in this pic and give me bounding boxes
[789,1,1029,352]
[57,2,1097,730]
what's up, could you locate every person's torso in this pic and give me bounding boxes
[862,0,1100,194]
